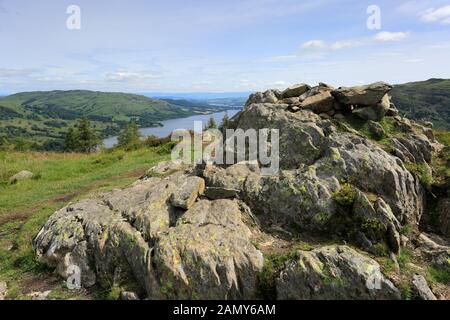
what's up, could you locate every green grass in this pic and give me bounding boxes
[397,248,413,269]
[427,266,450,285]
[0,145,171,299]
[338,116,405,154]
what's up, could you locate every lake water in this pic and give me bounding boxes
[103,109,241,148]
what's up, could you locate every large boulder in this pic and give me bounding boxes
[153,199,263,299]
[282,84,311,99]
[276,245,401,300]
[224,101,426,254]
[353,94,391,121]
[411,275,437,300]
[232,103,328,169]
[246,90,281,106]
[202,162,260,200]
[9,170,34,184]
[34,173,263,299]
[332,82,392,106]
[301,91,335,114]
[232,104,423,229]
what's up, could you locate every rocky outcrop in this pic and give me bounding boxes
[276,246,401,300]
[34,80,447,300]
[34,170,263,299]
[246,90,281,106]
[245,81,396,124]
[229,102,426,254]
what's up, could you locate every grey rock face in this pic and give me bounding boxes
[246,90,281,105]
[234,103,327,169]
[353,94,390,121]
[232,103,424,231]
[170,176,205,210]
[282,84,311,98]
[368,120,385,139]
[276,246,401,300]
[301,91,335,114]
[332,82,393,106]
[146,160,187,177]
[120,291,140,300]
[221,100,428,256]
[0,281,7,300]
[411,275,437,300]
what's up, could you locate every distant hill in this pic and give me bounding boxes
[391,79,450,129]
[0,90,239,151]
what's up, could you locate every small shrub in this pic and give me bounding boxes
[400,224,412,236]
[373,242,390,257]
[333,183,357,207]
[378,257,395,274]
[405,162,434,189]
[361,218,383,234]
[257,250,301,300]
[399,281,412,300]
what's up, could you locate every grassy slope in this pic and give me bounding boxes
[0,90,227,150]
[0,146,171,299]
[391,79,450,129]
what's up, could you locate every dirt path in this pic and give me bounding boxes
[0,168,147,227]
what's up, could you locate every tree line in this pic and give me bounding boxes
[64,117,141,152]
[0,112,234,153]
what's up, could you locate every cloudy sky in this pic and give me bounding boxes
[0,0,449,93]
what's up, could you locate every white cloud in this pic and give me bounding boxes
[404,58,424,63]
[374,31,410,42]
[0,68,36,78]
[301,39,364,52]
[301,40,327,50]
[266,55,298,62]
[105,70,162,82]
[330,40,361,50]
[419,5,450,24]
[273,80,287,87]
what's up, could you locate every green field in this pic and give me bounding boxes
[0,145,171,299]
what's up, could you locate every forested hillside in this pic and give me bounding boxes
[0,90,231,151]
[391,79,450,129]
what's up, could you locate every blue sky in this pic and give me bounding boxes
[0,0,449,93]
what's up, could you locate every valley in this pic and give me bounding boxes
[0,90,242,151]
